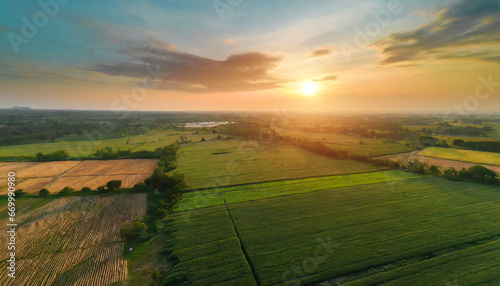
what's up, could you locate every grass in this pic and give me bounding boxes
[420,147,500,166]
[173,170,422,212]
[0,129,218,158]
[173,139,385,189]
[169,177,500,285]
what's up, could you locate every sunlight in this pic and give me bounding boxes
[302,81,319,96]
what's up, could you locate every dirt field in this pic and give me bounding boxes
[0,193,147,285]
[0,159,157,194]
[378,151,500,173]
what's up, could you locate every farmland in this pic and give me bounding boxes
[419,147,500,166]
[0,159,157,194]
[0,129,218,158]
[169,177,500,285]
[173,170,422,211]
[174,139,385,189]
[0,193,147,285]
[276,128,415,156]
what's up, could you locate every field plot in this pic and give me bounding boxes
[173,170,422,211]
[420,147,500,166]
[0,130,218,158]
[277,129,415,156]
[170,177,500,285]
[0,193,147,285]
[174,139,384,189]
[167,206,258,285]
[378,149,500,174]
[0,159,157,194]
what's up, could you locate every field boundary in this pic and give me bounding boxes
[320,234,500,286]
[416,154,500,167]
[183,169,393,193]
[221,194,261,286]
[173,175,426,213]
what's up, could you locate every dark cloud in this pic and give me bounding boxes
[314,75,338,81]
[310,48,331,57]
[438,51,500,63]
[375,0,500,64]
[88,41,283,92]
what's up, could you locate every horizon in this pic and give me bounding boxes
[1,0,499,112]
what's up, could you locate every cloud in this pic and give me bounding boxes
[375,0,500,64]
[437,51,500,63]
[88,41,284,92]
[310,48,332,57]
[314,75,338,81]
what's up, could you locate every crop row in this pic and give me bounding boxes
[0,193,147,285]
[167,206,257,285]
[173,170,422,211]
[226,178,500,285]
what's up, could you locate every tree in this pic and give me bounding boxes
[81,187,92,192]
[443,167,458,178]
[132,182,154,193]
[428,165,441,176]
[407,159,428,174]
[59,186,75,195]
[217,134,222,140]
[97,186,106,193]
[453,139,466,146]
[14,189,25,197]
[201,137,206,142]
[106,180,122,192]
[467,165,498,184]
[39,188,50,197]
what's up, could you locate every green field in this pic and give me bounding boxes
[420,147,500,166]
[173,139,385,189]
[0,129,218,158]
[168,177,500,285]
[173,170,422,211]
[167,206,257,285]
[277,129,415,156]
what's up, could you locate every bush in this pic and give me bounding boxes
[39,188,50,197]
[120,220,148,239]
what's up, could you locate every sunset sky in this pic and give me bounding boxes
[0,0,499,112]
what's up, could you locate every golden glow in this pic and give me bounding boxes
[302,81,318,96]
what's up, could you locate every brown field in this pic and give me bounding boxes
[0,159,157,195]
[0,193,147,285]
[378,151,500,173]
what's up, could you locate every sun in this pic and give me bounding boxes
[302,81,319,96]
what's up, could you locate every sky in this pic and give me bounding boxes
[0,0,499,112]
